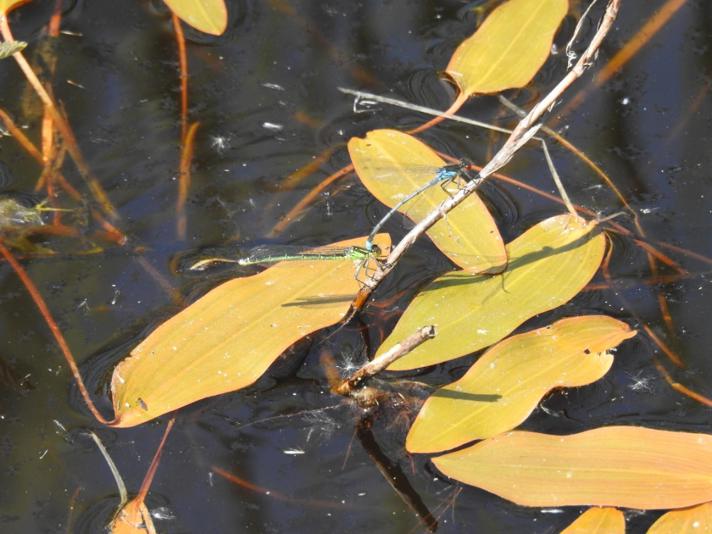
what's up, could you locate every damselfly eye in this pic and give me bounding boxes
[370,244,382,256]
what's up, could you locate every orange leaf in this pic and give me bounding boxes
[561,507,625,533]
[648,502,712,533]
[406,316,635,453]
[348,129,507,274]
[111,235,389,427]
[110,499,156,534]
[163,0,228,35]
[446,0,568,97]
[433,427,712,509]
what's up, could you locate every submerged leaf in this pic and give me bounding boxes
[380,214,605,371]
[561,507,625,534]
[163,0,228,35]
[433,427,712,509]
[0,41,27,60]
[447,0,568,97]
[111,235,389,427]
[406,316,635,453]
[348,129,507,274]
[648,502,712,533]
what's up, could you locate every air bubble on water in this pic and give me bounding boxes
[262,82,285,91]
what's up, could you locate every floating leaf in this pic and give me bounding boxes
[561,507,625,534]
[0,0,30,14]
[0,41,27,60]
[406,316,635,453]
[380,214,605,371]
[433,427,712,509]
[111,235,389,427]
[648,502,712,533]
[163,0,228,35]
[348,129,506,274]
[447,0,568,97]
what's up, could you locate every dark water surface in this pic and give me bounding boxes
[1,0,711,532]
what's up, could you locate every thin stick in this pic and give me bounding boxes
[336,325,436,396]
[337,87,512,135]
[357,0,620,301]
[555,0,687,122]
[540,136,576,215]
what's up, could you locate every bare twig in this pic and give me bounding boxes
[336,325,436,396]
[355,0,621,301]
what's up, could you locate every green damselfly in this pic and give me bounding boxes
[189,244,382,271]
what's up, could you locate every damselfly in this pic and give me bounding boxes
[364,159,482,252]
[189,244,381,271]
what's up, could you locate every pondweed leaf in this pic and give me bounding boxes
[447,0,568,97]
[648,502,712,533]
[433,427,712,509]
[111,234,390,427]
[379,214,605,371]
[163,0,227,35]
[561,507,625,534]
[406,316,635,453]
[348,129,507,274]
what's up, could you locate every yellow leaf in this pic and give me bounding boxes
[406,316,635,453]
[0,0,30,14]
[447,0,568,97]
[163,0,227,35]
[561,507,625,534]
[111,235,389,427]
[433,427,712,509]
[348,129,506,274]
[380,214,605,371]
[648,502,712,533]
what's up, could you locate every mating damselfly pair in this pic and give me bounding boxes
[188,158,479,272]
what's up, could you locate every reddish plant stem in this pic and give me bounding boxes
[407,92,468,135]
[172,14,188,143]
[136,417,175,502]
[0,14,117,219]
[176,121,200,239]
[269,163,355,237]
[0,239,114,424]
